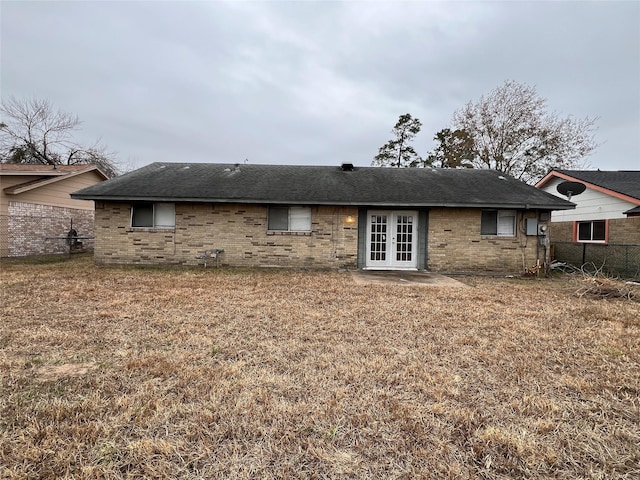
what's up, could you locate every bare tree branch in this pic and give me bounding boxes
[0,97,120,177]
[451,81,597,183]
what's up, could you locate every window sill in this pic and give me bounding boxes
[480,235,516,239]
[127,227,176,233]
[267,230,312,236]
[575,240,608,245]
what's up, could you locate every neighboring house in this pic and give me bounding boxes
[71,162,574,273]
[535,170,640,245]
[0,164,108,257]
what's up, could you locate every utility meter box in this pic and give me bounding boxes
[526,218,538,236]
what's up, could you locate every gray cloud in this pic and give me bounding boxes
[2,1,638,172]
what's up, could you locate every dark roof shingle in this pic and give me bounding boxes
[72,162,574,210]
[555,170,640,200]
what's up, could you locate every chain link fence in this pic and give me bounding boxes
[0,214,94,258]
[552,241,640,280]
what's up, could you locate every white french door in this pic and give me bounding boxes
[366,210,418,269]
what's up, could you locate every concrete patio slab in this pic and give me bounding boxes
[350,270,468,287]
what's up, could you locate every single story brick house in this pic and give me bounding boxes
[72,162,574,273]
[1,164,108,257]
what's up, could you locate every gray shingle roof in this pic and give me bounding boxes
[624,206,640,215]
[72,162,575,210]
[555,170,640,200]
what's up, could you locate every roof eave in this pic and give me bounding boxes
[70,194,575,210]
[0,170,67,177]
[5,166,108,194]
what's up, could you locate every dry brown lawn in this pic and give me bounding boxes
[1,256,639,479]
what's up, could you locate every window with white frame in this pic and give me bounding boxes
[131,203,175,228]
[576,220,607,243]
[268,206,311,232]
[481,210,516,236]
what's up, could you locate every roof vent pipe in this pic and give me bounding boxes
[341,163,354,171]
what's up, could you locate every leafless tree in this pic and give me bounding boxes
[0,97,119,177]
[452,81,598,183]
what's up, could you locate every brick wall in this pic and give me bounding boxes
[94,202,359,268]
[0,214,8,257]
[427,208,544,273]
[95,202,547,273]
[614,217,640,244]
[5,202,94,256]
[548,221,574,244]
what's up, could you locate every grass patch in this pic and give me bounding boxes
[1,256,639,479]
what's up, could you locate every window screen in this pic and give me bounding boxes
[132,204,154,227]
[592,221,606,241]
[289,207,311,231]
[481,210,498,235]
[578,222,591,241]
[268,206,289,230]
[154,203,175,228]
[497,212,515,236]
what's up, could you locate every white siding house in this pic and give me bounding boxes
[535,170,640,246]
[539,176,636,222]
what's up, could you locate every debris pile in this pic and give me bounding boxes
[575,276,639,301]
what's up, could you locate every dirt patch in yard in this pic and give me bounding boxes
[35,363,98,382]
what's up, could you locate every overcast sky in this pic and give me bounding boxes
[2,1,639,174]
